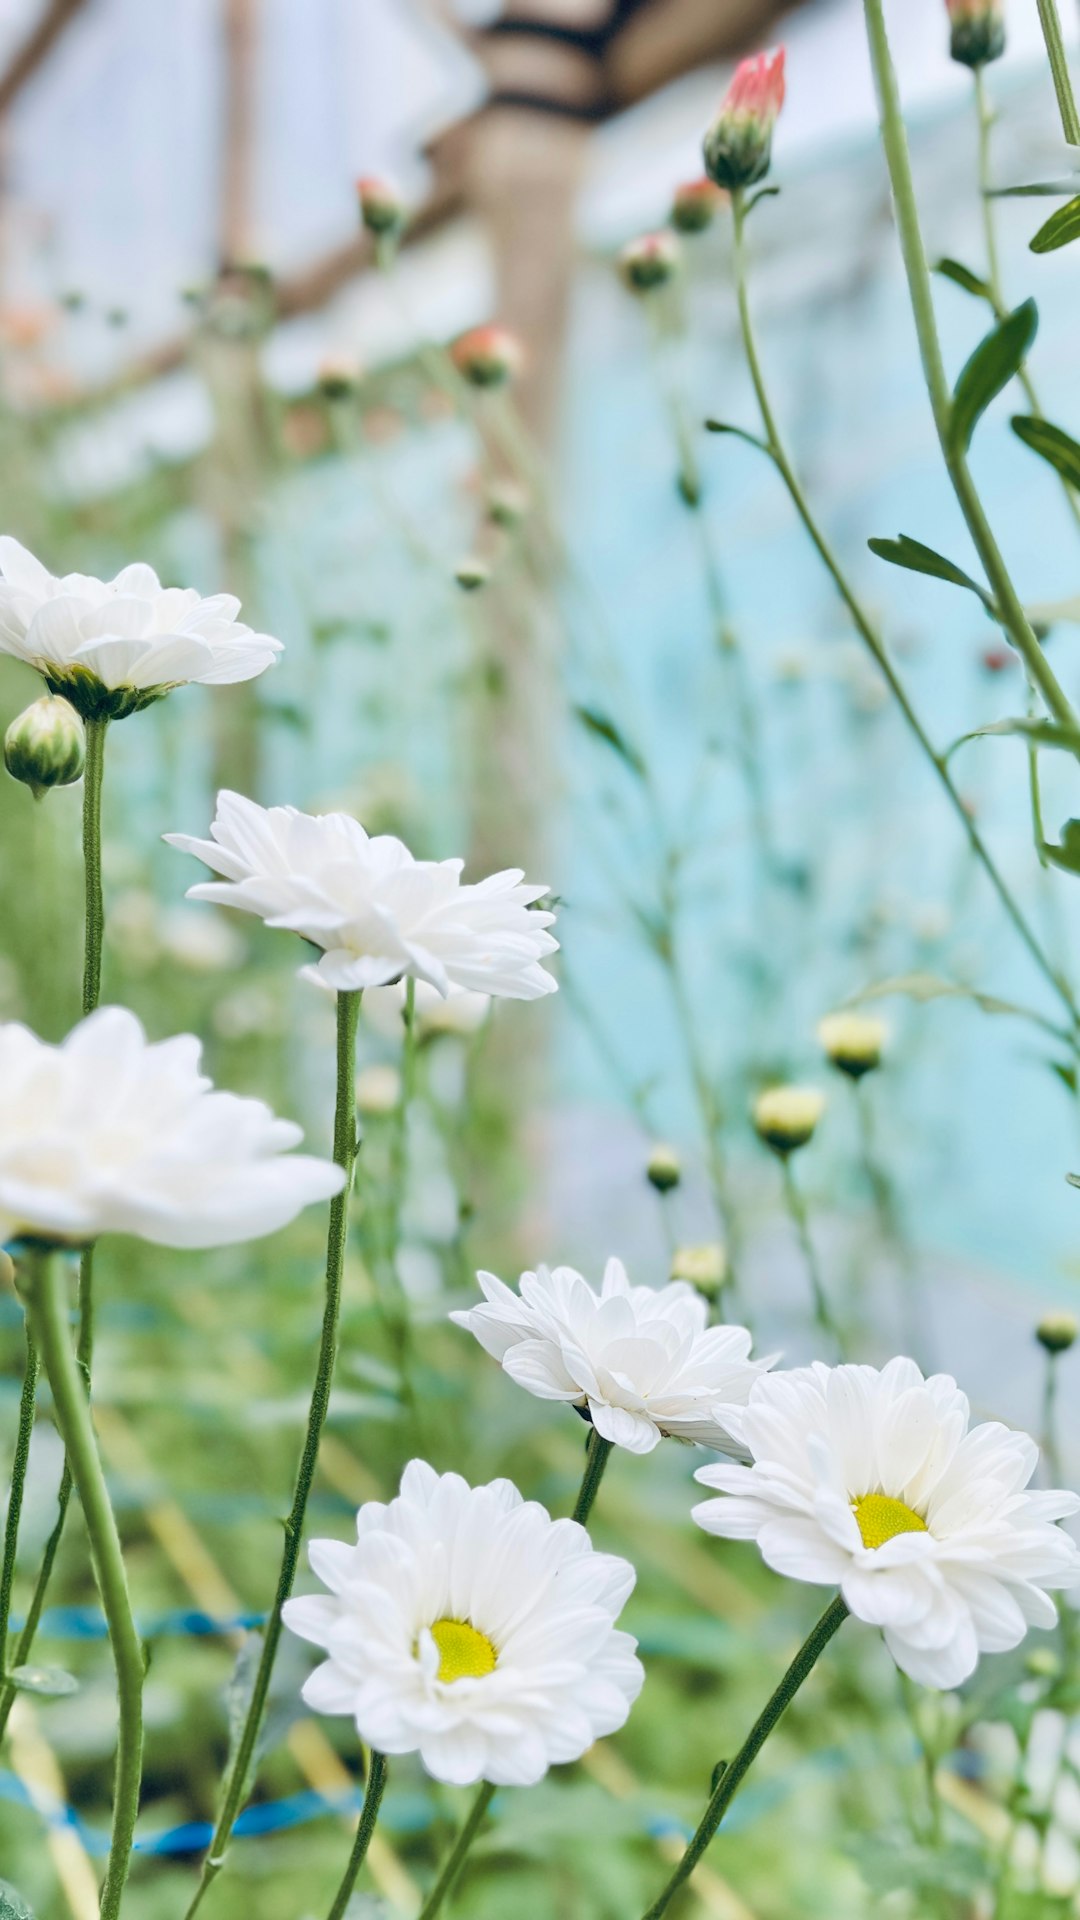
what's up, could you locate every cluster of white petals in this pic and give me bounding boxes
[451,1257,769,1455]
[693,1359,1080,1688]
[0,538,281,718]
[166,790,558,1000]
[0,1007,343,1250]
[283,1460,643,1785]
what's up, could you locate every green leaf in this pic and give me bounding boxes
[866,534,994,611]
[1031,196,1080,252]
[574,707,647,781]
[949,300,1038,454]
[946,714,1080,760]
[7,1664,78,1697]
[703,419,769,455]
[744,185,781,216]
[851,973,1063,1036]
[934,257,992,301]
[991,178,1080,198]
[1011,414,1080,491]
[1045,818,1080,876]
[0,1886,34,1920]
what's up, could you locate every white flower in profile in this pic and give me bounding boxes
[283,1459,643,1786]
[0,536,282,720]
[450,1257,769,1455]
[693,1359,1080,1689]
[165,790,558,1000]
[0,1006,344,1249]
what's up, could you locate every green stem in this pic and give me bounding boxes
[863,0,1079,734]
[24,1246,143,1920]
[326,1752,388,1920]
[638,1596,848,1919]
[1042,1350,1063,1485]
[728,188,1080,1037]
[780,1158,844,1356]
[183,988,361,1919]
[0,1320,40,1680]
[572,1429,614,1527]
[417,1780,497,1920]
[82,716,107,1017]
[1037,0,1080,146]
[0,1251,93,1739]
[973,66,1080,536]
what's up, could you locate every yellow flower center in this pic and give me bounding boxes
[428,1617,498,1683]
[852,1492,928,1551]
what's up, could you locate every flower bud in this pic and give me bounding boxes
[946,0,1005,68]
[454,557,490,592]
[318,354,360,401]
[619,230,680,293]
[1025,1646,1062,1681]
[980,644,1015,675]
[752,1085,825,1157]
[486,480,529,530]
[703,48,786,192]
[356,175,406,238]
[671,178,727,234]
[1037,1312,1078,1356]
[817,1011,888,1079]
[670,1242,728,1300]
[450,324,523,390]
[4,695,85,799]
[646,1144,682,1193]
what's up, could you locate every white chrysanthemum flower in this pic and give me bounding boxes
[282,1459,643,1786]
[0,537,282,720]
[165,790,558,1000]
[693,1359,1080,1689]
[450,1257,769,1456]
[0,1006,344,1249]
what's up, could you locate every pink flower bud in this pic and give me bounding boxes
[618,230,680,293]
[450,324,524,390]
[946,0,1005,67]
[356,175,405,237]
[671,177,727,234]
[980,644,1015,675]
[703,48,786,192]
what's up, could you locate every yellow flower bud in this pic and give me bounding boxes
[752,1085,825,1156]
[817,1011,888,1079]
[670,1243,728,1299]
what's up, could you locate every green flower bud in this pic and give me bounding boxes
[4,695,85,799]
[646,1144,682,1193]
[670,1242,728,1300]
[1037,1312,1078,1356]
[947,0,1005,68]
[752,1085,825,1156]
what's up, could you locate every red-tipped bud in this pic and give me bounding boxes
[356,175,406,237]
[946,0,1005,68]
[703,48,786,192]
[619,230,680,293]
[450,324,524,390]
[980,644,1015,675]
[671,177,727,234]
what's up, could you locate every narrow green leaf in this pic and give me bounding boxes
[866,534,994,611]
[934,257,992,301]
[851,973,1063,1037]
[703,419,769,455]
[1031,196,1080,252]
[744,185,781,216]
[1011,414,1080,491]
[990,179,1080,198]
[949,300,1039,454]
[7,1663,78,1697]
[946,715,1080,760]
[574,707,648,781]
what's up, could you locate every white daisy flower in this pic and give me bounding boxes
[165,790,558,1000]
[0,536,282,720]
[693,1359,1080,1688]
[282,1460,643,1786]
[450,1257,769,1456]
[0,1006,344,1249]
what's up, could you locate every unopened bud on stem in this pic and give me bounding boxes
[4,695,85,799]
[752,1086,825,1157]
[703,48,786,192]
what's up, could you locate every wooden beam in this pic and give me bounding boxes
[0,0,89,117]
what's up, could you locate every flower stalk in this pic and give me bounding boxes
[81,715,107,1017]
[779,1158,844,1357]
[1035,0,1080,147]
[326,1751,388,1920]
[416,1780,497,1920]
[637,1596,848,1919]
[0,1320,39,1679]
[23,1244,144,1920]
[726,186,1080,1038]
[184,986,362,1917]
[572,1429,615,1527]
